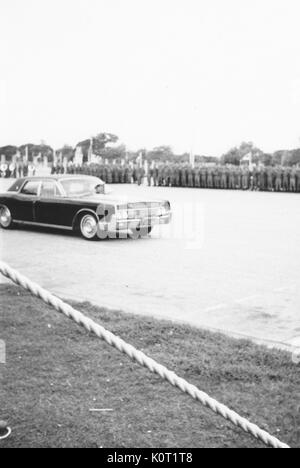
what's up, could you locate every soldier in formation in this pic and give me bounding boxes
[65,160,300,193]
[67,162,136,185]
[142,163,300,193]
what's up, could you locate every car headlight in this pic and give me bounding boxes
[116,210,129,221]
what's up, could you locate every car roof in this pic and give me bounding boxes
[19,175,101,182]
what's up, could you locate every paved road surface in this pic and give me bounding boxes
[1,178,300,351]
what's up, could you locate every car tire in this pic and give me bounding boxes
[79,213,99,240]
[0,206,14,230]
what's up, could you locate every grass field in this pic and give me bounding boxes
[0,284,299,448]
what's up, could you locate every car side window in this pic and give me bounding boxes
[21,181,40,196]
[8,180,24,192]
[40,181,60,198]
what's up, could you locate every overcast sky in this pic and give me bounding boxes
[1,0,300,156]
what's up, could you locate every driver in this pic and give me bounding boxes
[95,184,104,194]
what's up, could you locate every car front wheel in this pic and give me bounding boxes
[79,214,98,240]
[0,206,14,229]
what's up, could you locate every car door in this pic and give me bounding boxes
[34,180,69,227]
[14,179,41,222]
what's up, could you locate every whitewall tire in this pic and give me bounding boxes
[0,206,14,229]
[79,214,98,240]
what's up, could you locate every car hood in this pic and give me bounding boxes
[76,193,167,207]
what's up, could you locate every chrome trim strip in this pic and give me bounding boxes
[14,220,72,231]
[116,213,172,223]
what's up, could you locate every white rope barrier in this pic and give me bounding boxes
[0,427,12,441]
[0,260,290,449]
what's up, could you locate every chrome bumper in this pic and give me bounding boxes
[97,213,172,237]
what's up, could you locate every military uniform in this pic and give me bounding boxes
[267,167,275,191]
[242,168,249,190]
[174,165,180,187]
[290,168,296,192]
[169,165,175,187]
[165,165,172,187]
[152,166,158,186]
[194,166,201,188]
[254,168,260,190]
[157,165,163,186]
[258,168,266,191]
[187,166,194,187]
[250,168,259,191]
[137,166,145,186]
[235,168,242,189]
[17,161,24,178]
[118,166,124,183]
[228,167,236,190]
[182,165,189,187]
[129,166,134,184]
[131,166,136,183]
[220,167,227,189]
[68,163,74,174]
[296,168,300,192]
[111,166,117,183]
[200,167,207,188]
[95,164,101,179]
[147,167,153,186]
[275,167,283,192]
[106,166,113,184]
[213,167,221,189]
[118,166,124,184]
[164,164,169,186]
[207,168,213,188]
[283,168,290,192]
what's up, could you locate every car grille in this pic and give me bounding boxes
[119,202,162,219]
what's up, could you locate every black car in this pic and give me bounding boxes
[0,176,172,240]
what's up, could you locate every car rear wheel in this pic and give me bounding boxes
[0,206,14,229]
[79,214,98,240]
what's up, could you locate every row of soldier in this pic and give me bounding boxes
[65,162,146,185]
[2,160,300,192]
[68,162,300,192]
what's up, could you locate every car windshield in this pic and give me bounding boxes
[60,178,105,197]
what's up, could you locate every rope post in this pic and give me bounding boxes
[0,421,11,441]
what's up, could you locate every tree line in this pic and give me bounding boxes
[1,134,300,166]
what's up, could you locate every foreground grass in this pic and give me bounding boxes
[0,284,299,448]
